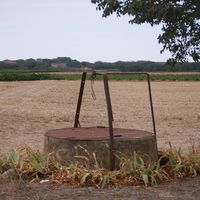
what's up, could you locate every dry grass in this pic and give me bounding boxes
[1,145,200,188]
[0,80,200,153]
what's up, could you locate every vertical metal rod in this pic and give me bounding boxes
[103,74,115,170]
[147,74,156,135]
[74,72,87,128]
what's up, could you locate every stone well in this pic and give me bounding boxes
[44,127,158,169]
[44,72,158,170]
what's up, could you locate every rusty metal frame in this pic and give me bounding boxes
[74,71,156,170]
[103,74,115,170]
[74,72,87,128]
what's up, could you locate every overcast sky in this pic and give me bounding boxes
[0,0,172,62]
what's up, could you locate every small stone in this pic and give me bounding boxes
[40,179,49,184]
[0,168,18,182]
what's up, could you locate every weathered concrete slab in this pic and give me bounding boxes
[44,127,158,169]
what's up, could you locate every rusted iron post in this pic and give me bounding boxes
[74,72,87,128]
[146,74,156,135]
[103,74,115,170]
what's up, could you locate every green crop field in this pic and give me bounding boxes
[0,71,200,81]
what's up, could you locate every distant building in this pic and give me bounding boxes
[51,63,67,68]
[3,60,16,65]
[50,62,93,71]
[82,67,93,71]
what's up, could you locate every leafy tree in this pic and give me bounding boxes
[92,0,200,62]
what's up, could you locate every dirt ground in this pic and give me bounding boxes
[0,80,200,152]
[0,80,200,199]
[1,176,200,200]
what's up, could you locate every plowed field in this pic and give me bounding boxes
[0,80,199,153]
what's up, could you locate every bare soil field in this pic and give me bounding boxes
[1,176,200,200]
[0,80,200,199]
[0,80,199,153]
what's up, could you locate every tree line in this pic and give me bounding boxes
[0,57,200,72]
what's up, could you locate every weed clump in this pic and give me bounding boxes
[1,145,200,187]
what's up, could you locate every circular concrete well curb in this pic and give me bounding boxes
[44,127,158,169]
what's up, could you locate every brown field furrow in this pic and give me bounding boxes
[0,80,200,152]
